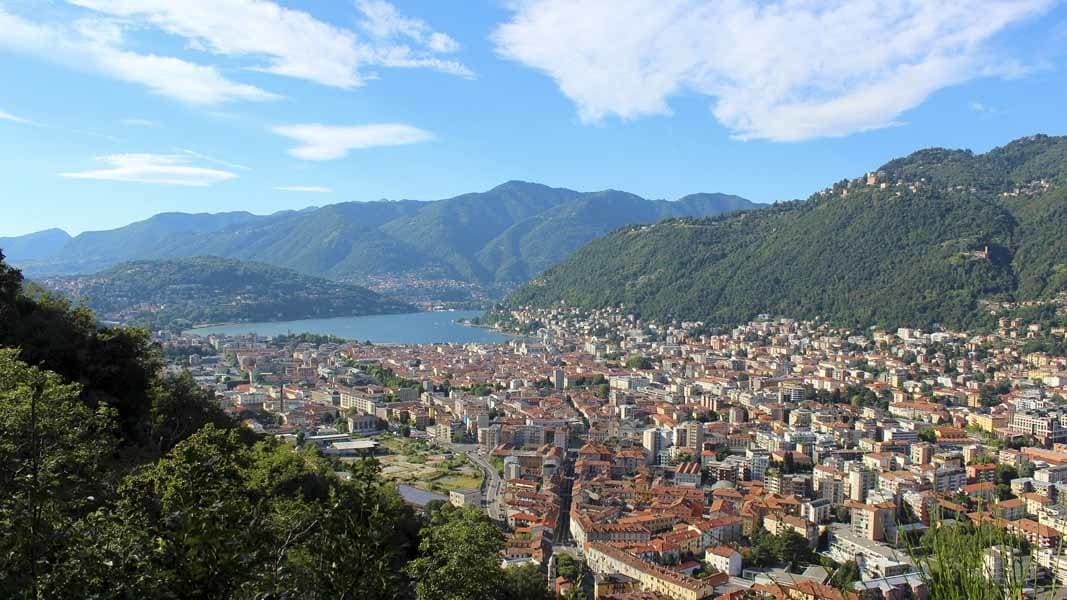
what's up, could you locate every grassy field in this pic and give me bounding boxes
[372,434,483,495]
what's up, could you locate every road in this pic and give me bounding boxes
[450,442,505,522]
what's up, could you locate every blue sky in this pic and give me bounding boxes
[0,0,1065,237]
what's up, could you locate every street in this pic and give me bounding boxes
[450,442,505,522]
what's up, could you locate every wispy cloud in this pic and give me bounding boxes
[0,7,277,105]
[65,0,472,88]
[969,101,1002,114]
[0,108,33,124]
[355,0,473,77]
[1,106,121,141]
[69,127,122,143]
[271,123,434,161]
[120,117,157,127]
[493,0,1053,141]
[58,153,238,186]
[175,148,251,171]
[275,185,332,193]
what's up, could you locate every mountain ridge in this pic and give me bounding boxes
[0,228,72,262]
[6,182,760,300]
[499,134,1067,330]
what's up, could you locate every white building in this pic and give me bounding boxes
[704,546,741,576]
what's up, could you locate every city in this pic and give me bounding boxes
[154,303,1067,598]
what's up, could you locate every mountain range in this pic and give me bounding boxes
[501,135,1067,330]
[0,228,72,263]
[39,256,412,330]
[3,182,758,301]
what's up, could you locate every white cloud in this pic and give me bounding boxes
[275,185,333,193]
[66,0,472,86]
[357,0,456,49]
[175,148,251,171]
[354,0,471,76]
[0,7,276,104]
[58,153,237,186]
[0,108,32,124]
[120,117,157,126]
[493,0,1052,141]
[272,123,434,160]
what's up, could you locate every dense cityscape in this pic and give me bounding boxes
[151,303,1067,599]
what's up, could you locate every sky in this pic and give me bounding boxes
[0,0,1065,237]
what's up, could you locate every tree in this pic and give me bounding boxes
[782,452,796,474]
[995,464,1019,486]
[829,560,860,591]
[49,430,421,599]
[625,355,653,370]
[834,505,851,523]
[500,564,552,600]
[556,553,579,581]
[0,350,116,599]
[406,505,505,600]
[146,371,233,455]
[770,530,815,567]
[561,588,586,600]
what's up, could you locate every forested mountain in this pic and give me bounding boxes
[0,228,71,262]
[10,182,758,295]
[0,251,552,599]
[41,256,413,330]
[502,135,1067,330]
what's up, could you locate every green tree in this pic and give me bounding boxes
[561,588,586,600]
[407,505,505,600]
[0,350,117,599]
[146,371,233,455]
[625,355,653,370]
[500,564,552,600]
[556,553,579,581]
[829,560,860,591]
[770,530,814,567]
[50,430,421,599]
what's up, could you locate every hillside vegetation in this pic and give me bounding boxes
[503,135,1067,330]
[10,182,758,292]
[42,256,412,329]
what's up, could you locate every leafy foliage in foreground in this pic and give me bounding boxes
[0,252,552,599]
[906,518,1042,600]
[504,135,1067,330]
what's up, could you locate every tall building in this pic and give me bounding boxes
[643,427,673,466]
[553,368,565,390]
[677,421,704,456]
[847,464,876,503]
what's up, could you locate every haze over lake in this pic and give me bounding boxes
[183,310,509,344]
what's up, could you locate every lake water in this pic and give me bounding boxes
[183,310,510,344]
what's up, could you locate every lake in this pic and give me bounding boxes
[183,310,510,344]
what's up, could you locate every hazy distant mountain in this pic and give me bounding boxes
[8,182,759,297]
[42,256,413,330]
[501,135,1067,330]
[0,228,71,262]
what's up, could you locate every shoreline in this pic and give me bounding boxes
[184,309,423,332]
